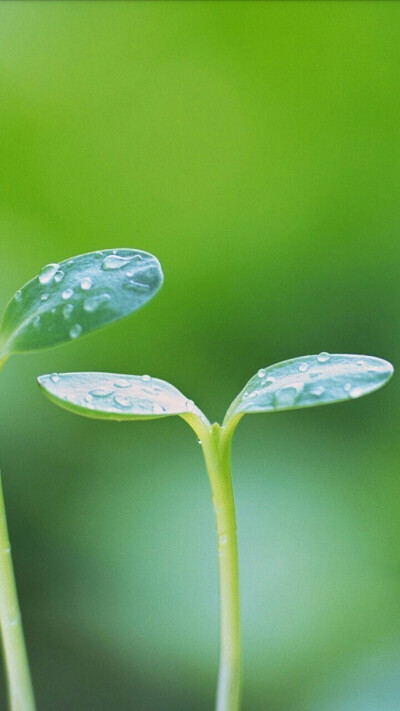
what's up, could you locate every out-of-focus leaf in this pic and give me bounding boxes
[0,249,163,355]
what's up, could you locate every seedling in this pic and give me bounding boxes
[0,248,163,711]
[38,353,393,711]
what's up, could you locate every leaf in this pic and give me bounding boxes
[0,248,163,355]
[37,372,203,422]
[223,353,394,425]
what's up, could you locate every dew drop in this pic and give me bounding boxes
[298,363,309,372]
[185,399,195,411]
[356,359,365,367]
[14,290,22,302]
[141,374,151,382]
[62,288,74,300]
[83,294,111,313]
[257,368,266,378]
[32,315,40,328]
[102,255,139,271]
[114,379,131,388]
[50,373,60,383]
[124,279,150,292]
[39,263,59,285]
[90,387,114,398]
[274,385,302,408]
[54,270,64,283]
[114,394,132,408]
[219,535,228,545]
[69,324,82,339]
[317,352,330,363]
[153,403,166,414]
[262,377,275,387]
[80,277,93,291]
[349,387,364,399]
[311,386,325,397]
[62,303,74,319]
[243,391,250,399]
[40,293,49,302]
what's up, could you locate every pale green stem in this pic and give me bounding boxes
[0,357,36,711]
[0,473,35,711]
[200,422,241,711]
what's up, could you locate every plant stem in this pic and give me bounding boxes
[201,423,241,711]
[0,472,35,711]
[0,358,35,711]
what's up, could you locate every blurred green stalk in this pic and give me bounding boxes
[0,358,35,711]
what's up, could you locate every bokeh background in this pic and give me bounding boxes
[0,2,399,709]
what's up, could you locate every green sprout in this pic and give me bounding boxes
[0,248,163,711]
[38,353,394,711]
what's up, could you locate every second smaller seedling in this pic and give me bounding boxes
[38,353,393,711]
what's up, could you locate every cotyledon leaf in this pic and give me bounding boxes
[223,353,394,426]
[37,372,206,423]
[0,248,163,356]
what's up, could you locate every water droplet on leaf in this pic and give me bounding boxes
[69,324,82,339]
[62,289,74,300]
[114,379,131,388]
[83,294,111,313]
[317,352,330,363]
[15,290,22,302]
[50,373,60,383]
[90,387,114,398]
[62,303,74,319]
[102,255,139,271]
[274,385,302,407]
[39,263,59,285]
[124,279,150,292]
[114,394,132,408]
[54,270,64,283]
[311,386,324,396]
[257,368,266,378]
[298,363,309,372]
[40,293,49,302]
[349,387,364,398]
[80,277,93,291]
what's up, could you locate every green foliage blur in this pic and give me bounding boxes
[0,2,399,709]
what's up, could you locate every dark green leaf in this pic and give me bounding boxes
[0,249,163,355]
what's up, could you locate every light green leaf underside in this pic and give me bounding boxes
[0,248,163,355]
[224,353,394,425]
[38,372,203,421]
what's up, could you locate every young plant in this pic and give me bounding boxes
[0,248,163,711]
[38,352,393,711]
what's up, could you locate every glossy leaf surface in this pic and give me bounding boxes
[0,249,163,355]
[224,353,394,424]
[38,372,202,421]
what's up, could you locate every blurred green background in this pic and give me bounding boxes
[0,1,399,709]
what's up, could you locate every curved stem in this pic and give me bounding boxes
[0,471,35,711]
[201,424,240,711]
